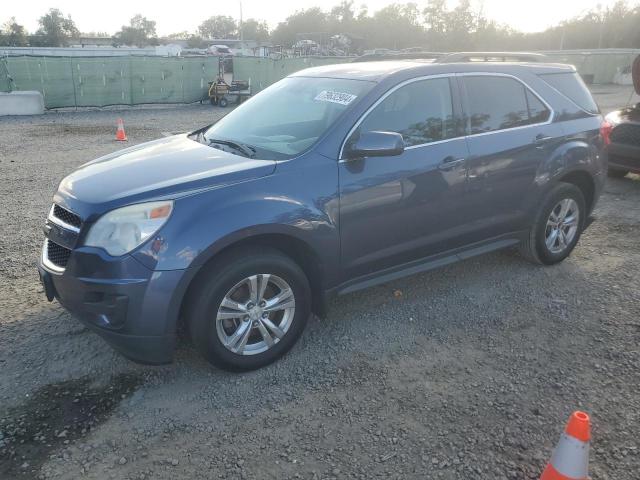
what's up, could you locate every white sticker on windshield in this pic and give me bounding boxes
[314,90,357,106]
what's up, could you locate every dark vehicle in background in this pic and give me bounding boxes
[604,55,640,177]
[38,60,607,371]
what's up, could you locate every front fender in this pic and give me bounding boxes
[132,154,340,275]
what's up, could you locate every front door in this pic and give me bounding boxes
[338,76,471,280]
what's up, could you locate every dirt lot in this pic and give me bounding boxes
[1,86,639,480]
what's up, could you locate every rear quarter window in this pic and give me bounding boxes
[539,72,599,114]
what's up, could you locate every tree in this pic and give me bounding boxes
[0,18,28,46]
[423,0,447,35]
[368,3,425,49]
[167,31,191,40]
[187,35,206,48]
[35,8,79,47]
[271,8,328,46]
[115,15,157,47]
[330,1,356,27]
[198,16,237,39]
[240,19,269,42]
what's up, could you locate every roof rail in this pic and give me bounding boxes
[434,52,547,63]
[351,52,444,63]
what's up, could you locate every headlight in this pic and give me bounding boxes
[85,201,173,256]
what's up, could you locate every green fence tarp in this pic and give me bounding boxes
[233,56,352,94]
[0,55,352,108]
[544,50,640,84]
[2,52,639,109]
[0,56,219,108]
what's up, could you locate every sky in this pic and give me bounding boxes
[4,0,628,36]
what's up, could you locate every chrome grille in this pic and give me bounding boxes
[52,204,82,229]
[46,240,71,269]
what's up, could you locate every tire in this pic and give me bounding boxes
[608,168,629,178]
[219,97,228,108]
[519,183,586,265]
[185,247,311,371]
[209,96,217,105]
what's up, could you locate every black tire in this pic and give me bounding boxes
[185,247,311,371]
[607,168,629,178]
[219,97,228,108]
[519,183,586,265]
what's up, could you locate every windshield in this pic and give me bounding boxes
[204,76,375,159]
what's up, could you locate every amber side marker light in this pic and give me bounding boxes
[150,204,172,219]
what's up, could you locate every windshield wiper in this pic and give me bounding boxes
[206,137,256,158]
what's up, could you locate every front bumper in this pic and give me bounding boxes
[38,247,187,365]
[608,142,640,173]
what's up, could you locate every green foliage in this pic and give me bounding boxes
[260,0,640,51]
[8,1,640,51]
[186,35,206,49]
[198,16,237,39]
[115,15,158,47]
[35,8,79,47]
[546,1,640,49]
[240,19,270,42]
[271,8,329,46]
[0,17,28,46]
[167,31,191,40]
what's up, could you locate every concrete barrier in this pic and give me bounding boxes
[0,91,45,116]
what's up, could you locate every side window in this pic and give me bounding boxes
[525,89,551,124]
[463,76,549,134]
[359,78,456,147]
[539,72,598,114]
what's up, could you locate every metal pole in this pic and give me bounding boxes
[69,57,78,110]
[239,1,244,50]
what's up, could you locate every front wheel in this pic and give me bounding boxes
[519,183,586,265]
[186,247,311,371]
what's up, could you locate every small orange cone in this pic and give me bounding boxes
[115,118,127,141]
[540,411,590,480]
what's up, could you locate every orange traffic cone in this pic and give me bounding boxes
[115,118,127,141]
[540,411,590,480]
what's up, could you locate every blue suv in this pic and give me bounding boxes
[38,61,607,370]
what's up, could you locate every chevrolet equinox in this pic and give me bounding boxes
[38,61,607,370]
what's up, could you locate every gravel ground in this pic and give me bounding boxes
[0,87,639,480]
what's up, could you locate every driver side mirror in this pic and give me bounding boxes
[344,131,405,159]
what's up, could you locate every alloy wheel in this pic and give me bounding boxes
[216,274,296,355]
[545,198,580,254]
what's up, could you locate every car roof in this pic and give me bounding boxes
[290,60,576,83]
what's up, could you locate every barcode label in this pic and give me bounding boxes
[314,90,358,106]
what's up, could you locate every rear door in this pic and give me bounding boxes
[459,74,558,238]
[338,76,471,279]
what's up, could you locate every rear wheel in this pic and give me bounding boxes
[608,168,629,178]
[218,97,228,108]
[519,183,586,265]
[186,247,311,371]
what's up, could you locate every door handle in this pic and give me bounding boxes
[438,156,466,171]
[534,134,553,149]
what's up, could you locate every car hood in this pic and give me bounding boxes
[55,134,276,218]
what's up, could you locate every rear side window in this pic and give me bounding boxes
[526,90,551,123]
[462,76,551,134]
[539,72,599,114]
[359,77,456,146]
